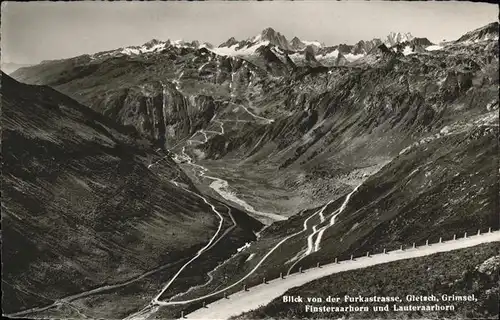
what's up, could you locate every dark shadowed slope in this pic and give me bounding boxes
[1,73,262,314]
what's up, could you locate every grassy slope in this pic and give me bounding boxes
[234,243,500,320]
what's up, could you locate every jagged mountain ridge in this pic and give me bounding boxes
[33,27,431,69]
[215,27,418,59]
[213,27,431,68]
[10,22,499,212]
[73,23,496,68]
[216,27,323,53]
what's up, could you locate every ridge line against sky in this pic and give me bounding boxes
[1,1,497,64]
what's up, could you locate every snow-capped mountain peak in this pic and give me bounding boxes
[172,39,186,46]
[259,27,278,40]
[290,36,303,46]
[213,27,289,56]
[253,27,291,50]
[289,36,324,50]
[117,40,168,56]
[171,39,208,48]
[219,37,238,48]
[385,32,414,47]
[90,38,214,60]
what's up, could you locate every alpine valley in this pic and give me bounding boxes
[3,21,499,320]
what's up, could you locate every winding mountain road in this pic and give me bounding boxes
[287,183,361,275]
[8,147,231,319]
[183,231,500,320]
[151,191,225,304]
[155,206,323,307]
[122,146,237,320]
[240,105,274,124]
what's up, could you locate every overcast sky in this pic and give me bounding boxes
[1,1,497,64]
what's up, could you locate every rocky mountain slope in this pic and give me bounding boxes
[1,73,262,314]
[456,22,499,43]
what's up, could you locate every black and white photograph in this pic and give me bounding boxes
[1,1,499,319]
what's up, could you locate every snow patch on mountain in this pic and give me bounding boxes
[344,53,365,62]
[426,45,443,52]
[302,40,323,48]
[320,50,340,59]
[402,46,414,56]
[120,42,167,55]
[211,41,271,56]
